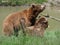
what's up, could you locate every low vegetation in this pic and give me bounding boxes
[0,0,47,6]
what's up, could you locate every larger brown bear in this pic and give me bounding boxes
[3,4,46,36]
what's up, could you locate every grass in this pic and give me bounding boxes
[0,0,47,5]
[0,30,60,45]
[0,6,60,45]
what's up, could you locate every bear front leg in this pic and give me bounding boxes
[13,27,19,37]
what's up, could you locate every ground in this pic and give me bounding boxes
[0,6,60,45]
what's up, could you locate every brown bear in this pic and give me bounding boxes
[3,4,46,36]
[26,16,48,36]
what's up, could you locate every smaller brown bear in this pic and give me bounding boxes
[3,4,46,36]
[26,16,48,36]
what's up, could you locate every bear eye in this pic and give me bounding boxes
[44,22,47,24]
[44,22,48,24]
[41,21,48,24]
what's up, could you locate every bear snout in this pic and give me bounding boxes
[40,4,46,10]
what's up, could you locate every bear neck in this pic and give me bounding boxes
[26,8,39,26]
[27,8,40,19]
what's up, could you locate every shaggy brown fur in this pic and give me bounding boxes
[26,16,48,36]
[3,4,46,36]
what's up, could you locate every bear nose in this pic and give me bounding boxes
[41,5,44,8]
[41,4,46,9]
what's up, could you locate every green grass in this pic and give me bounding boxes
[0,0,47,5]
[0,30,60,45]
[0,6,60,45]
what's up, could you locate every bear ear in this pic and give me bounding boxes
[32,5,35,8]
[31,3,36,8]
